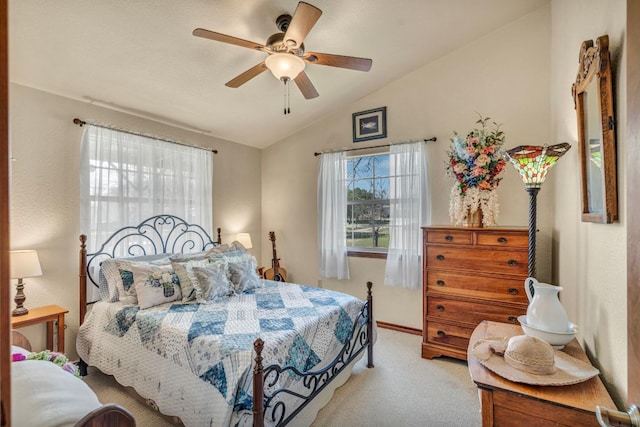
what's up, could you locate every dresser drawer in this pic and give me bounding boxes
[427,297,524,326]
[425,229,473,245]
[426,271,528,303]
[426,320,474,349]
[476,231,528,248]
[426,246,527,275]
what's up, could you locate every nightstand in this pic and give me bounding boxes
[11,304,69,353]
[468,320,615,426]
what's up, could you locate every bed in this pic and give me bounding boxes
[76,214,375,427]
[11,330,136,427]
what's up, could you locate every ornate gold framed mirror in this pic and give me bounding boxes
[572,34,618,223]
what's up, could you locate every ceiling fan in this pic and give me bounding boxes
[193,1,372,110]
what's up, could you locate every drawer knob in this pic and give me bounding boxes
[445,235,453,241]
[508,259,518,266]
[508,316,518,323]
[436,305,445,312]
[508,288,519,295]
[497,237,507,243]
[436,254,445,261]
[436,280,445,286]
[437,330,445,337]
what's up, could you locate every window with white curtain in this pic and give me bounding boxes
[318,141,430,288]
[80,125,213,254]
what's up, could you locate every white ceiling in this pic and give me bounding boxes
[9,0,548,149]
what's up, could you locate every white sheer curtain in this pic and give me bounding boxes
[384,141,430,290]
[317,152,350,280]
[80,124,213,254]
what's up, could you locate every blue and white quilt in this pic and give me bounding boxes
[77,280,369,427]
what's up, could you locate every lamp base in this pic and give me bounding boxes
[12,306,28,316]
[13,279,29,316]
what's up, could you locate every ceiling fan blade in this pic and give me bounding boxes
[294,71,319,99]
[225,62,268,88]
[303,52,372,72]
[193,28,266,51]
[283,2,322,49]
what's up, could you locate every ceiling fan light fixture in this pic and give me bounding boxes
[265,53,305,81]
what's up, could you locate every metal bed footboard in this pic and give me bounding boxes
[252,281,374,427]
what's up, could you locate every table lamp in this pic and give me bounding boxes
[236,233,253,249]
[504,143,571,277]
[10,249,43,316]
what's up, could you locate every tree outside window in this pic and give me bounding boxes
[346,153,390,252]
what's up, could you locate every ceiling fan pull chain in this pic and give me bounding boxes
[283,78,287,115]
[287,78,291,114]
[282,77,292,115]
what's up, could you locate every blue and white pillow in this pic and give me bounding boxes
[99,255,171,303]
[170,251,217,302]
[131,264,182,309]
[191,261,234,302]
[227,254,261,293]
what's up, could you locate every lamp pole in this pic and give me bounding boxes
[526,187,540,278]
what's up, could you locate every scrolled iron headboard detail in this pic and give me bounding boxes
[83,214,221,289]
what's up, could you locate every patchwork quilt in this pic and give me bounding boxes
[77,280,369,427]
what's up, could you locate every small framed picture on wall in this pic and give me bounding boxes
[352,107,387,142]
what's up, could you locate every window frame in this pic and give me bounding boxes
[345,151,391,258]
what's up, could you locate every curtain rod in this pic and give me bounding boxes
[313,137,436,156]
[72,118,218,154]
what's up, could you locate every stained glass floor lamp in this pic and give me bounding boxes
[504,143,571,277]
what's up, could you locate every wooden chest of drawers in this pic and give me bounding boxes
[422,226,529,360]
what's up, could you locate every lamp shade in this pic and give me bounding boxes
[265,53,305,81]
[504,143,571,189]
[10,250,43,279]
[236,233,253,249]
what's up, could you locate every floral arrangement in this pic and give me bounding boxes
[12,350,80,377]
[447,115,506,226]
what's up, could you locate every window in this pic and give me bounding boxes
[317,141,428,283]
[346,153,390,254]
[80,125,213,255]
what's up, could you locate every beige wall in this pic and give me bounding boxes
[261,5,552,330]
[8,84,262,357]
[550,0,627,404]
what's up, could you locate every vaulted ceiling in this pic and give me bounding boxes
[9,0,548,149]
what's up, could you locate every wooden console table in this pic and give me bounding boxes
[468,320,616,427]
[11,305,68,353]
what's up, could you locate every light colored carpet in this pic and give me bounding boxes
[84,328,482,427]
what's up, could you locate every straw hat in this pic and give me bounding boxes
[471,335,600,386]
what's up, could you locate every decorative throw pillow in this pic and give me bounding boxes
[170,251,214,302]
[99,255,171,304]
[191,261,234,302]
[206,241,247,261]
[227,254,261,293]
[100,259,141,304]
[131,264,182,309]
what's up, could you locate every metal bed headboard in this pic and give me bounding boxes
[79,214,221,321]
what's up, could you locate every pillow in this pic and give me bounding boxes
[206,241,247,261]
[131,263,182,309]
[96,268,112,301]
[99,255,171,304]
[170,252,212,302]
[12,360,102,427]
[227,253,261,293]
[192,261,235,302]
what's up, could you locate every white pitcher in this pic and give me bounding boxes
[524,277,571,333]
